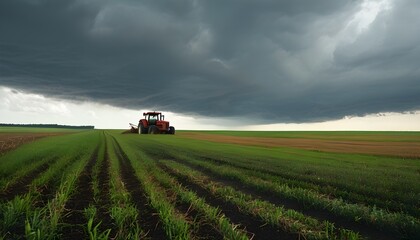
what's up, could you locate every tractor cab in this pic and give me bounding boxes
[145,112,163,125]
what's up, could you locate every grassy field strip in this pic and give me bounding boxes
[161,160,361,240]
[0,131,101,194]
[106,136,143,239]
[111,136,193,239]
[164,151,419,239]
[168,140,419,215]
[122,144,250,239]
[0,132,95,178]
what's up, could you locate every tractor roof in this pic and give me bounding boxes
[143,111,162,115]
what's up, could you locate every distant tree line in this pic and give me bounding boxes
[0,123,94,129]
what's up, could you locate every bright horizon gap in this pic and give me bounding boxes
[1,86,420,131]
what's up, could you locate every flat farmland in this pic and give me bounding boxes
[0,129,419,240]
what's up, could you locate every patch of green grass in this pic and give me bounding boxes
[0,131,101,182]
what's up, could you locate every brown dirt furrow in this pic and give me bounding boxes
[179,132,420,158]
[157,163,295,240]
[111,138,167,240]
[61,146,99,239]
[0,162,51,201]
[154,152,396,240]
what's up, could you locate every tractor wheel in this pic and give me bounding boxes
[138,123,147,134]
[168,126,175,135]
[148,125,159,134]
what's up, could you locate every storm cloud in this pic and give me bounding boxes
[1,0,419,123]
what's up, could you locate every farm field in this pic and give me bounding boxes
[0,128,79,155]
[0,128,419,240]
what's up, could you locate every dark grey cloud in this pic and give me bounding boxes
[1,0,419,123]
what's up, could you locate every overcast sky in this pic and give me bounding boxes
[1,0,419,130]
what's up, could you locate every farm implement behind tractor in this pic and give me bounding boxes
[129,111,175,134]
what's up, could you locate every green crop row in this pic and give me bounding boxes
[106,136,143,239]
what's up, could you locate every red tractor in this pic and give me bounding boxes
[135,111,175,134]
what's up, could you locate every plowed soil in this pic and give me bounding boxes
[180,132,420,158]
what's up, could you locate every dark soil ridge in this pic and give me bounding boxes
[60,145,99,239]
[157,163,296,240]
[0,161,51,202]
[111,136,167,240]
[199,155,414,217]
[146,149,396,240]
[149,173,224,240]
